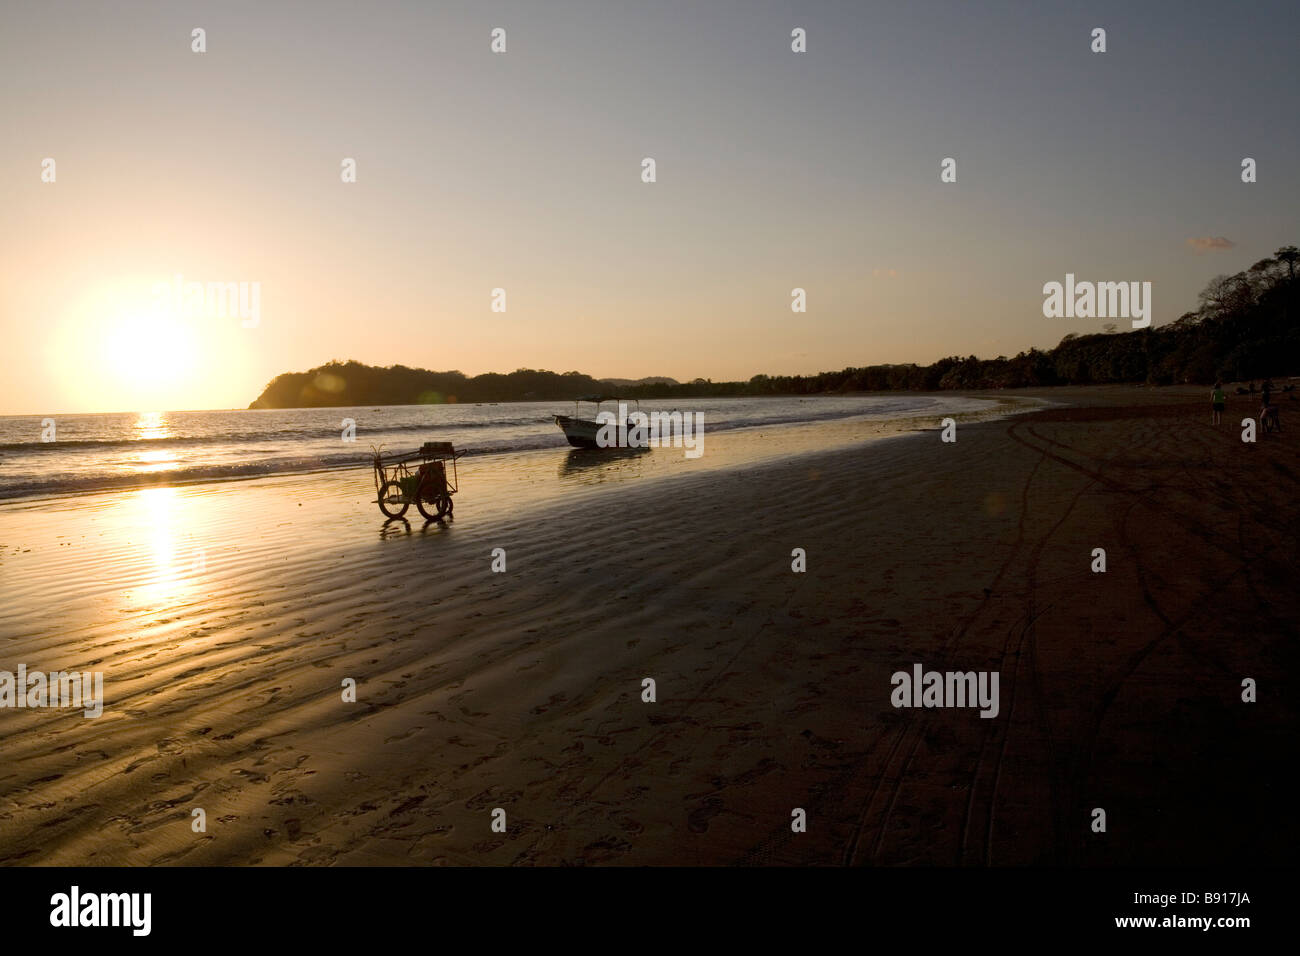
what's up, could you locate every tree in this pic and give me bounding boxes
[1276,246,1299,283]
[1197,273,1253,318]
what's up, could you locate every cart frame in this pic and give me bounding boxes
[372,441,461,520]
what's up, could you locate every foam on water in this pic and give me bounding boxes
[0,395,1000,501]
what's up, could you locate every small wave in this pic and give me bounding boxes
[0,396,971,502]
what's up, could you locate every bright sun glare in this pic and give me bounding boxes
[51,277,212,411]
[103,311,197,386]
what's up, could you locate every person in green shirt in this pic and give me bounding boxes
[1211,381,1226,425]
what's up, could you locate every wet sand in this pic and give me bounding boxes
[0,386,1295,865]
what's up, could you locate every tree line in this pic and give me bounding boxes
[249,245,1298,408]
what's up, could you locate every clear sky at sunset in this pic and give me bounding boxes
[2,0,1297,414]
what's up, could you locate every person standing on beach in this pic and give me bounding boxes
[1262,378,1273,407]
[1212,381,1226,425]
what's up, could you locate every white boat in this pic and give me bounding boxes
[554,396,645,449]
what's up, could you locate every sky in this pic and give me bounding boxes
[1,0,1297,414]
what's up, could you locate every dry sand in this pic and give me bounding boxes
[0,385,1295,865]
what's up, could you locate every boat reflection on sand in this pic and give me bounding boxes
[558,445,650,483]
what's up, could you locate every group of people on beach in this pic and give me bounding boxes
[1212,378,1282,433]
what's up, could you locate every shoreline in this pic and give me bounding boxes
[0,391,1043,507]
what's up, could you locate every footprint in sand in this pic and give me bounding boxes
[579,837,633,862]
[296,845,336,864]
[530,693,568,715]
[687,797,726,833]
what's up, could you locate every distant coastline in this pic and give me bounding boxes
[249,251,1298,409]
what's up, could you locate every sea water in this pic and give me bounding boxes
[0,395,1002,502]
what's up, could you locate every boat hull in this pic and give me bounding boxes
[554,415,644,449]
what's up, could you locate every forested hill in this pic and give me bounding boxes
[249,246,1298,408]
[248,365,612,408]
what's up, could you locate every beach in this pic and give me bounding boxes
[0,385,1295,866]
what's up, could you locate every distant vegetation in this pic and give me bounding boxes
[248,365,614,408]
[599,376,681,388]
[249,246,1298,408]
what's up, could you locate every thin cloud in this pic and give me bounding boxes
[1186,236,1236,252]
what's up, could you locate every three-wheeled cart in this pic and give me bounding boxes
[372,441,461,520]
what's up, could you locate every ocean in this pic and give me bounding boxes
[0,394,1001,501]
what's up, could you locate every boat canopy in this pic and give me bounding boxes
[568,395,640,415]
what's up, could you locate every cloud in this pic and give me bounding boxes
[1186,236,1236,252]
[872,268,900,278]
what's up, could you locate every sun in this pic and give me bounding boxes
[45,273,273,412]
[58,278,203,409]
[47,276,248,412]
[103,311,198,388]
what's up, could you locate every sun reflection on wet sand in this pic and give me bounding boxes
[120,486,202,607]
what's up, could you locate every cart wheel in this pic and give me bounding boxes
[378,480,409,518]
[417,493,451,521]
